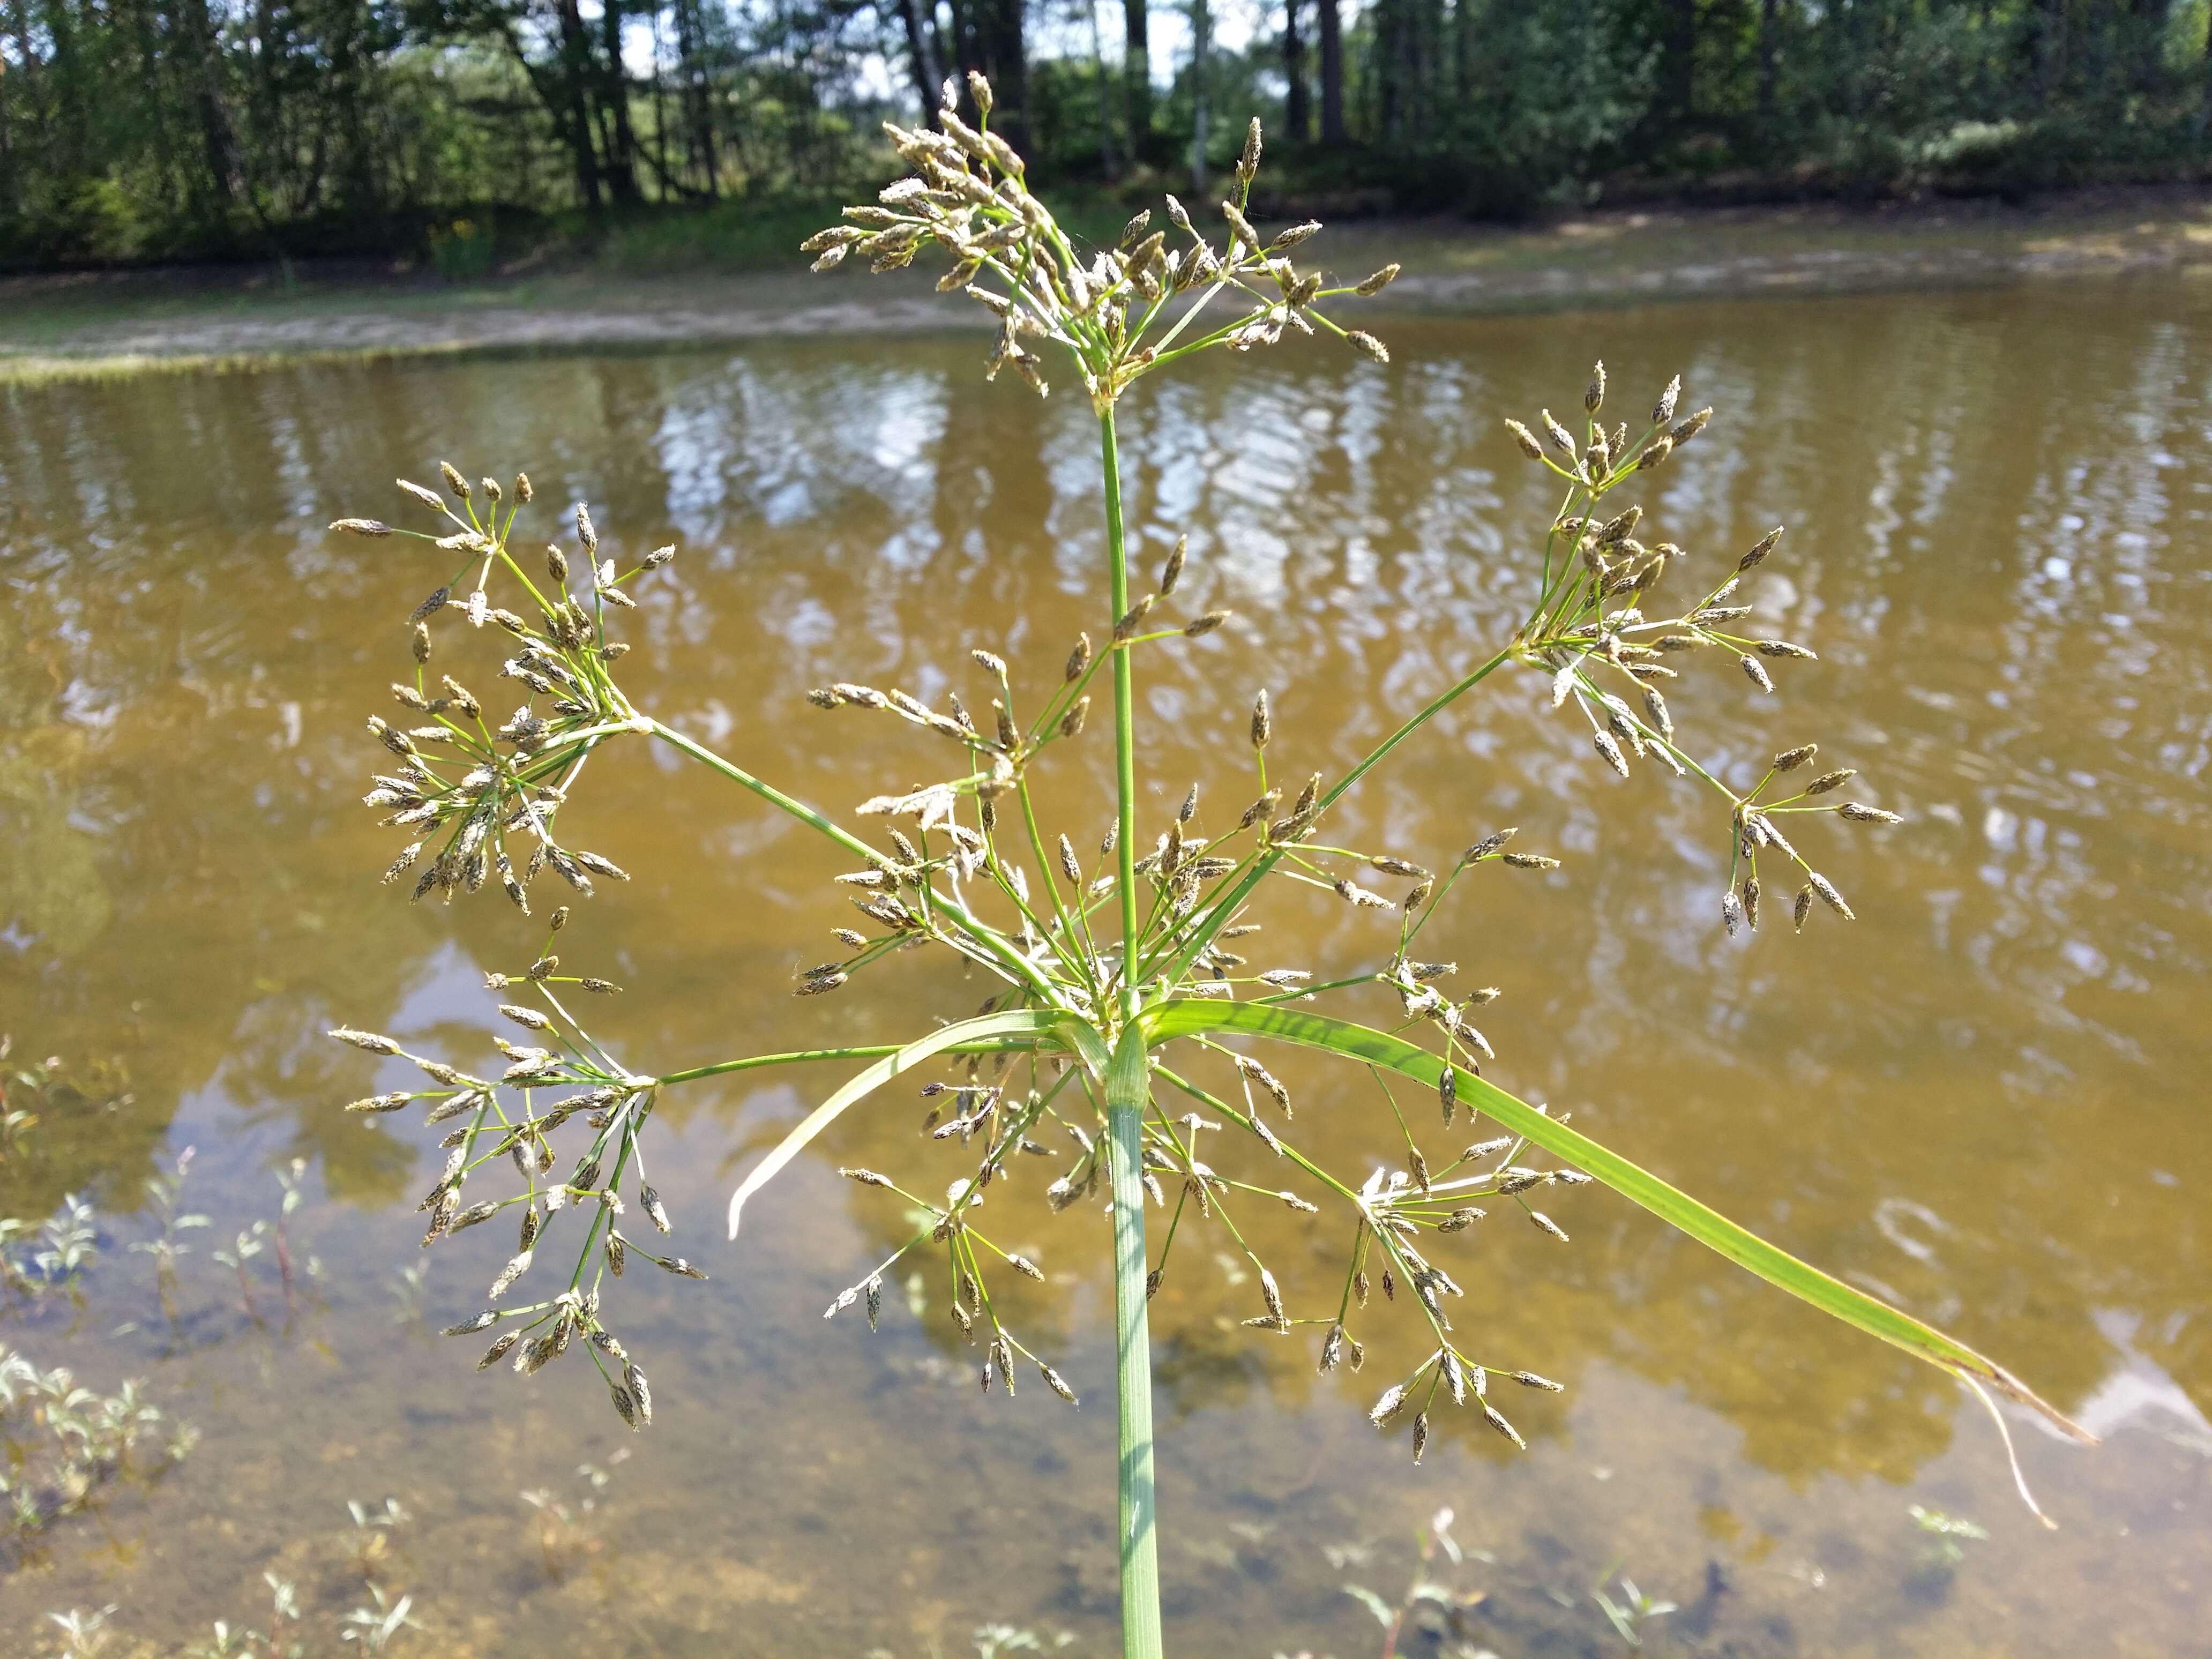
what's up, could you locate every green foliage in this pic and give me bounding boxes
[428,219,499,281]
[3,0,2209,269]
[593,192,876,274]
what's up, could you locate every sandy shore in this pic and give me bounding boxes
[5,185,2209,382]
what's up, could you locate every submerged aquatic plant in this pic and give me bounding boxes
[1338,1506,1491,1658]
[1,1341,188,1543]
[323,76,2087,1659]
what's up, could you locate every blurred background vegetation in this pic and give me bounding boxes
[2,0,2210,273]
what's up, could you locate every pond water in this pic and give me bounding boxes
[1,277,2209,1659]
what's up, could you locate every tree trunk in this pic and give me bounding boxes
[1123,0,1150,159]
[895,0,944,124]
[177,0,241,208]
[552,0,604,212]
[1087,0,1120,176]
[2127,0,2166,96]
[945,0,975,83]
[328,8,378,217]
[1757,0,1778,128]
[2033,0,2067,98]
[1284,0,1307,145]
[1663,0,1695,121]
[974,0,1028,153]
[600,0,642,203]
[672,0,716,195]
[1189,0,1208,191]
[1318,0,1344,145]
[0,22,13,213]
[649,13,674,201]
[1375,0,1403,142]
[2199,3,2212,139]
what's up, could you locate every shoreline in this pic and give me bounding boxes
[5,184,2210,384]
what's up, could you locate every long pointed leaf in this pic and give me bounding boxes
[1143,997,2091,1441]
[726,1010,1062,1237]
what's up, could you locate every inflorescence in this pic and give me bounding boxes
[323,83,1902,1456]
[804,72,1398,410]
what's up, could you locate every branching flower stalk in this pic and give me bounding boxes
[323,76,2091,1659]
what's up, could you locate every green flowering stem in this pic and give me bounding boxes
[1098,405,1166,1659]
[652,1040,1036,1088]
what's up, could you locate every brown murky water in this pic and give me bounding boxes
[2,278,2209,1658]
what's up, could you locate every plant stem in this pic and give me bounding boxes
[1099,406,1165,1659]
[652,1037,1041,1087]
[1106,1023,1163,1659]
[1102,409,1141,1010]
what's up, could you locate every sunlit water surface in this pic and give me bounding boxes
[2,280,2209,1658]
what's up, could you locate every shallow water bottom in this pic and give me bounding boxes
[2,278,2209,1657]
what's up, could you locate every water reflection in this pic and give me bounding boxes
[1,279,2208,1654]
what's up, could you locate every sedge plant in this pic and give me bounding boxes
[320,77,2091,1659]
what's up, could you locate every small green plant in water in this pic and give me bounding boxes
[345,1496,409,1580]
[46,1604,119,1658]
[181,1575,305,1659]
[323,75,2089,1659]
[1,1114,194,1552]
[1338,1506,1491,1658]
[1591,1573,1678,1649]
[130,1146,209,1324]
[212,1221,272,1322]
[2,1344,186,1541]
[519,1451,627,1581]
[338,1586,420,1654]
[1908,1502,1990,1574]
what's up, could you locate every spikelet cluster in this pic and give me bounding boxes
[330,931,685,1432]
[335,472,676,914]
[803,76,1398,409]
[1504,368,1900,936]
[319,245,1897,1466]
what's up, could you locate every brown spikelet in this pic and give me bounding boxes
[1740,526,1784,571]
[1808,872,1856,920]
[1160,535,1187,596]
